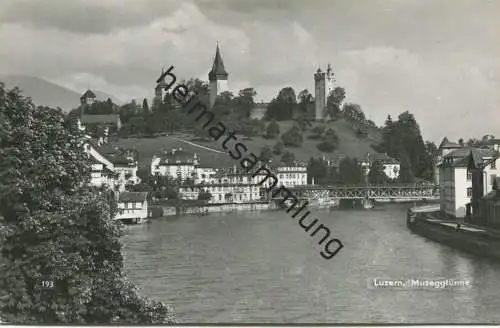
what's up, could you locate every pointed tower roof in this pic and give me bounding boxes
[81,89,96,99]
[208,43,228,81]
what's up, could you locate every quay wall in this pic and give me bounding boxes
[407,212,500,261]
[149,202,279,218]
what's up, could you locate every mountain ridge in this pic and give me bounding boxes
[0,75,123,113]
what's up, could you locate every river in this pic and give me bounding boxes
[122,204,500,324]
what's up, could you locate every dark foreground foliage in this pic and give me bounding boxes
[0,82,176,324]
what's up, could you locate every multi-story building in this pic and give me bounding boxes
[151,148,199,181]
[468,148,500,223]
[275,162,308,188]
[434,137,463,184]
[439,147,497,218]
[84,142,140,192]
[115,192,149,223]
[178,166,261,204]
[477,177,500,228]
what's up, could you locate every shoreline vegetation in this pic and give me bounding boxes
[157,66,344,260]
[0,82,176,324]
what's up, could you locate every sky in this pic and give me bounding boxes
[0,0,499,142]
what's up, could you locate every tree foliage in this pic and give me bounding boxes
[0,82,176,324]
[259,145,273,163]
[338,157,363,185]
[325,87,346,120]
[317,128,340,153]
[281,124,303,148]
[367,160,388,184]
[280,151,296,165]
[378,111,432,181]
[265,87,297,121]
[266,120,280,139]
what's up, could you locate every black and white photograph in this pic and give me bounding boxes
[0,0,499,325]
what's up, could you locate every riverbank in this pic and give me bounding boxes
[407,208,500,261]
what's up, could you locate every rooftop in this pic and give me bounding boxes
[118,192,148,203]
[81,114,120,125]
[439,137,462,149]
[208,44,228,80]
[81,89,96,99]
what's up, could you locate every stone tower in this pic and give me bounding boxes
[208,43,229,108]
[154,67,166,107]
[314,64,335,120]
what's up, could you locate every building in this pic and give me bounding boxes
[208,43,229,109]
[439,147,497,218]
[151,148,199,182]
[275,162,308,188]
[468,148,500,221]
[84,142,141,192]
[115,192,149,222]
[361,153,400,180]
[434,137,463,184]
[80,89,96,106]
[477,177,500,228]
[314,64,335,121]
[179,165,264,204]
[79,114,122,134]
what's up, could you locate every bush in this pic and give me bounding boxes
[0,83,176,325]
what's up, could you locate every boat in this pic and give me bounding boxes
[407,205,500,261]
[118,217,151,225]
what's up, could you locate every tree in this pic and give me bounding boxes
[317,128,340,153]
[265,87,297,121]
[368,160,387,184]
[233,88,256,119]
[273,141,285,155]
[338,157,363,185]
[399,153,414,183]
[197,190,212,201]
[142,98,150,116]
[342,103,365,121]
[325,87,345,120]
[298,89,313,115]
[266,119,280,139]
[281,124,303,147]
[280,151,295,165]
[0,83,175,324]
[259,145,273,163]
[309,125,326,140]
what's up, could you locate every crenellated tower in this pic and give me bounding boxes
[208,43,229,108]
[314,64,335,120]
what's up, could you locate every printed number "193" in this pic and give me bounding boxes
[41,281,54,288]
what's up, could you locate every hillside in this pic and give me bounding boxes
[0,75,123,113]
[108,118,383,170]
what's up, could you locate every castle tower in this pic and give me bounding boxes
[314,64,335,121]
[208,43,229,108]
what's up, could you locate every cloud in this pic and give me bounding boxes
[0,0,499,142]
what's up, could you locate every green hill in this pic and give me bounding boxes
[106,118,382,171]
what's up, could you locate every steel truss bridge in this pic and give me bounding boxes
[273,184,440,201]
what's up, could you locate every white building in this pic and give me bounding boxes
[151,148,199,181]
[438,147,497,218]
[361,153,400,180]
[84,142,140,192]
[275,163,308,188]
[434,137,463,184]
[469,148,500,218]
[115,192,149,223]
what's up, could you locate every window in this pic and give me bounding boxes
[467,188,472,197]
[467,170,472,181]
[492,161,497,169]
[491,174,497,186]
